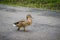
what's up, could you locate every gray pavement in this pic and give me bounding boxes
[0,4,60,40]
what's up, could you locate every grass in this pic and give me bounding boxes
[0,1,60,12]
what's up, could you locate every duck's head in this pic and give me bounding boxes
[26,14,32,19]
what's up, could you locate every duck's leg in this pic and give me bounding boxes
[23,26,27,32]
[17,27,20,31]
[24,26,25,31]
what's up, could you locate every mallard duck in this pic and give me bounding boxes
[13,14,32,31]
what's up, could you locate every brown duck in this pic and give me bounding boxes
[13,14,32,31]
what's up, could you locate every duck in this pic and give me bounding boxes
[13,14,32,31]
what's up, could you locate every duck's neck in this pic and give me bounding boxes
[27,18,32,25]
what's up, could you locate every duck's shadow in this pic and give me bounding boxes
[15,29,32,32]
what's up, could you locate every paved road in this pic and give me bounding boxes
[0,4,60,40]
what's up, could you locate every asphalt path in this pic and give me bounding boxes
[0,4,60,40]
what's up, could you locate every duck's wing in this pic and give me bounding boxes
[19,19,25,22]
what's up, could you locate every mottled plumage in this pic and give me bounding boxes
[13,14,32,31]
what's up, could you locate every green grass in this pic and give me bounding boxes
[0,0,60,11]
